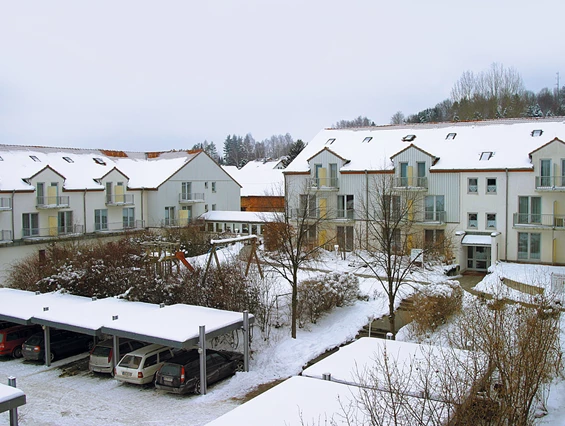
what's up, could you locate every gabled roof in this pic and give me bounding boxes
[285,118,565,173]
[26,165,67,182]
[306,146,349,163]
[390,143,439,163]
[528,137,565,157]
[221,159,283,196]
[96,166,130,182]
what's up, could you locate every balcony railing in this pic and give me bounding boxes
[290,208,320,219]
[336,209,356,220]
[0,197,12,210]
[422,210,446,223]
[22,224,84,239]
[95,220,145,232]
[535,176,565,190]
[36,196,70,209]
[308,178,339,189]
[0,230,12,242]
[513,213,565,229]
[160,218,194,227]
[106,194,135,206]
[393,177,428,189]
[179,193,205,203]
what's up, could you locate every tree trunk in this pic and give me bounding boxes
[291,279,298,339]
[388,299,396,338]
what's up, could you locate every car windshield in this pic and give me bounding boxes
[159,363,181,376]
[91,346,111,357]
[118,355,142,369]
[25,335,43,345]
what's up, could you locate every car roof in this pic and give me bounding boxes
[0,324,35,333]
[165,349,201,365]
[95,338,135,348]
[123,343,169,356]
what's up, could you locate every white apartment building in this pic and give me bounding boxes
[0,145,240,244]
[284,118,565,272]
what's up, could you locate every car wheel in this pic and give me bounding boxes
[12,346,23,359]
[235,361,244,372]
[49,352,56,362]
[194,379,201,395]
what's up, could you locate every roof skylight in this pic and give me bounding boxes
[93,158,106,165]
[63,157,74,163]
[30,155,40,162]
[402,135,416,142]
[446,132,457,140]
[0,156,3,161]
[531,129,543,137]
[362,137,373,143]
[479,152,493,161]
[326,138,336,145]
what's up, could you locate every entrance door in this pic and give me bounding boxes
[467,246,491,271]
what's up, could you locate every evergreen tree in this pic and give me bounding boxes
[282,139,306,167]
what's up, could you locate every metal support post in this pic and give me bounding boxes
[8,376,18,426]
[112,335,119,373]
[44,326,51,366]
[199,325,207,395]
[243,310,250,372]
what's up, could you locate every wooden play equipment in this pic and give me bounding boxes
[142,241,195,276]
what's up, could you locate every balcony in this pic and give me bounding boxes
[0,230,13,244]
[421,210,446,224]
[336,209,356,220]
[289,208,320,219]
[393,176,428,190]
[535,176,565,191]
[36,196,70,209]
[160,218,194,227]
[179,193,205,204]
[95,220,145,233]
[513,213,565,229]
[106,194,135,206]
[0,197,12,211]
[22,224,84,240]
[308,178,339,190]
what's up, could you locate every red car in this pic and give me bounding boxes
[0,324,41,358]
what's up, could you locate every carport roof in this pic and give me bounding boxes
[0,383,26,413]
[0,289,253,348]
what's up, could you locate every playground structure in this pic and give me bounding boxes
[142,241,195,277]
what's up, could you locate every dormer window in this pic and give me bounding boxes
[531,129,543,137]
[446,133,457,140]
[0,156,3,161]
[93,157,106,165]
[326,138,336,145]
[362,137,373,143]
[30,155,40,162]
[63,157,74,163]
[480,152,493,161]
[402,135,416,142]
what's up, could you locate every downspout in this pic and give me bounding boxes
[11,190,15,240]
[504,168,509,261]
[83,190,87,235]
[141,188,145,227]
[365,170,369,250]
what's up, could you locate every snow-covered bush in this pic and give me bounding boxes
[410,280,463,337]
[297,272,360,325]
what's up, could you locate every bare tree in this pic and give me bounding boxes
[390,111,405,125]
[261,184,335,338]
[359,173,446,337]
[332,116,375,129]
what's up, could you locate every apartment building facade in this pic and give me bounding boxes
[0,146,240,244]
[284,118,565,272]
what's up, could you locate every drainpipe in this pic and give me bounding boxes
[504,168,509,261]
[365,170,368,250]
[11,190,15,240]
[141,188,145,227]
[83,190,87,235]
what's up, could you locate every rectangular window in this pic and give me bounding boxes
[468,178,478,194]
[329,163,338,187]
[95,209,108,231]
[540,159,551,187]
[123,207,135,228]
[299,194,317,218]
[486,178,497,194]
[22,213,39,237]
[205,204,209,212]
[165,206,175,226]
[417,162,426,187]
[181,182,192,200]
[425,195,445,222]
[215,222,222,232]
[518,232,541,260]
[212,204,216,211]
[337,226,354,251]
[337,195,354,219]
[400,163,408,186]
[486,213,496,229]
[561,159,565,187]
[207,223,214,232]
[205,182,209,189]
[36,182,45,205]
[106,182,113,204]
[424,229,445,249]
[58,211,73,234]
[211,182,216,193]
[518,196,541,224]
[468,213,478,229]
[382,195,400,221]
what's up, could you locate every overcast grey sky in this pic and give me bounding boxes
[1,1,564,152]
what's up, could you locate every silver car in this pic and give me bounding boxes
[89,339,148,375]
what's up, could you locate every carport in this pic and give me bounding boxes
[0,289,253,395]
[0,381,26,426]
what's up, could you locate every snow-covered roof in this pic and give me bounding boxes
[0,144,201,191]
[0,383,25,413]
[302,338,486,403]
[285,118,565,173]
[221,160,284,196]
[0,289,253,349]
[200,211,278,223]
[461,235,493,246]
[206,375,453,426]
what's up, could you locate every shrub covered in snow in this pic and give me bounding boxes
[410,280,463,337]
[297,272,360,325]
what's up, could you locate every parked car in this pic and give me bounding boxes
[114,344,175,385]
[154,349,244,394]
[22,329,94,362]
[0,324,41,358]
[0,321,16,330]
[89,338,148,375]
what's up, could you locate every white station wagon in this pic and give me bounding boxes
[114,344,175,385]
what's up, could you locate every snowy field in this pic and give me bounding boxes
[2,251,565,424]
